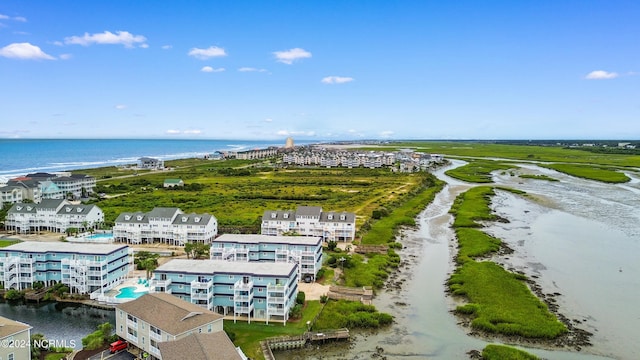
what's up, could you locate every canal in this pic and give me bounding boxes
[0,301,115,349]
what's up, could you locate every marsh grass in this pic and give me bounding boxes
[313,299,393,330]
[519,174,559,182]
[449,186,497,227]
[445,160,515,183]
[482,344,540,360]
[540,163,629,183]
[448,186,567,340]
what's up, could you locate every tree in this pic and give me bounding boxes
[184,243,210,259]
[31,333,46,359]
[184,242,194,259]
[327,240,338,252]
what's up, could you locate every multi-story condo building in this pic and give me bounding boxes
[113,208,217,245]
[5,199,104,234]
[0,185,23,205]
[211,234,322,281]
[24,172,96,199]
[137,157,164,170]
[0,316,32,360]
[0,242,130,294]
[115,293,244,360]
[261,206,356,242]
[151,259,298,324]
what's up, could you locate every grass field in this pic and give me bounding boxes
[0,239,20,248]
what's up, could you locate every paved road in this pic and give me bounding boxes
[88,349,136,360]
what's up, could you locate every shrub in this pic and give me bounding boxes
[4,289,25,301]
[296,291,305,305]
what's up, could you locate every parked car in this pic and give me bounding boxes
[109,339,128,353]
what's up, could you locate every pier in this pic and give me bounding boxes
[261,328,350,359]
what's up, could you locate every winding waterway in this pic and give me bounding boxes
[276,160,637,359]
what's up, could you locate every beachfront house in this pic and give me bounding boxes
[0,242,131,294]
[0,185,23,205]
[24,172,96,199]
[211,234,323,281]
[113,207,217,245]
[5,199,104,234]
[150,259,298,324]
[115,293,244,360]
[261,206,356,242]
[137,157,164,170]
[0,316,32,360]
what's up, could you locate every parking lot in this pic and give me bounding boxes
[87,349,136,360]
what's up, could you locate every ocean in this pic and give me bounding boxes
[0,138,310,180]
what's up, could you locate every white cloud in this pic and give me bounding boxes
[139,43,149,49]
[264,118,273,122]
[276,130,316,137]
[188,46,227,59]
[201,66,225,73]
[64,31,147,48]
[238,67,267,72]
[379,130,395,138]
[0,14,8,20]
[585,70,618,80]
[183,129,202,135]
[52,41,64,46]
[161,45,172,50]
[115,104,127,110]
[273,48,311,64]
[14,16,27,22]
[0,42,55,60]
[165,129,202,135]
[0,14,26,22]
[59,53,72,60]
[321,76,354,84]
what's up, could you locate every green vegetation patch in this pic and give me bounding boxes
[540,163,629,183]
[0,239,20,248]
[449,261,566,338]
[313,299,393,330]
[454,228,501,264]
[519,174,559,182]
[224,300,323,360]
[445,160,515,183]
[449,186,497,228]
[482,344,540,360]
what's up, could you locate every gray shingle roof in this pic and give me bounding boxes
[115,212,149,224]
[296,206,322,217]
[8,199,66,214]
[261,210,295,221]
[158,332,243,360]
[172,213,214,226]
[115,293,223,336]
[147,207,181,219]
[320,211,355,223]
[57,204,98,216]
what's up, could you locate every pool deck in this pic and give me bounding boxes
[105,277,150,298]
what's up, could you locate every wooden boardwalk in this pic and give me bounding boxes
[327,285,373,304]
[261,328,350,358]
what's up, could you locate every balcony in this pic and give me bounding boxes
[267,306,286,316]
[126,319,138,329]
[234,279,253,291]
[234,305,253,314]
[191,291,212,300]
[149,331,161,342]
[151,278,171,289]
[191,279,213,289]
[126,333,138,343]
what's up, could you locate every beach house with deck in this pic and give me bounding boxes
[261,206,356,241]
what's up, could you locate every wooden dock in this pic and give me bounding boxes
[328,285,373,304]
[261,328,350,358]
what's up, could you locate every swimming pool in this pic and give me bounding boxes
[115,286,148,299]
[87,233,114,240]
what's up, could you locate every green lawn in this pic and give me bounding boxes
[0,239,20,248]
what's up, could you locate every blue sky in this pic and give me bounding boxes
[1,1,638,140]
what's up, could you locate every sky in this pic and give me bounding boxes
[0,1,639,140]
